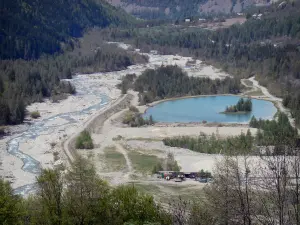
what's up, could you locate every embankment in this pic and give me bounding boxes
[63,93,133,163]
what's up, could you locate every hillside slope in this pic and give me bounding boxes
[0,0,137,125]
[106,0,278,19]
[0,0,133,60]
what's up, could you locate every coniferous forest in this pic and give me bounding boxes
[133,65,241,104]
[0,43,148,125]
[0,0,134,60]
[103,1,300,126]
[224,98,252,113]
[0,0,142,126]
[164,112,299,155]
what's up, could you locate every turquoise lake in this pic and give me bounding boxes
[143,96,277,123]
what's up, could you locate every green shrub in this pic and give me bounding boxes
[152,162,163,174]
[123,110,155,127]
[75,130,94,149]
[30,111,41,119]
[166,152,181,172]
[129,105,139,112]
[123,111,135,125]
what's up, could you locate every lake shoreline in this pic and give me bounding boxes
[142,94,279,116]
[142,95,277,124]
[220,111,251,115]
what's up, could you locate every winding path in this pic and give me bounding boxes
[115,143,133,173]
[245,77,295,128]
[249,77,282,102]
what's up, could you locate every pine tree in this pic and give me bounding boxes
[0,180,23,225]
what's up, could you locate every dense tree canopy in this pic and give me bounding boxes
[224,98,252,113]
[133,65,241,104]
[164,130,254,155]
[0,0,141,126]
[3,157,171,225]
[0,180,23,225]
[0,42,147,125]
[0,0,134,60]
[250,112,298,146]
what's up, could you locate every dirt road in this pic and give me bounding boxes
[248,77,295,128]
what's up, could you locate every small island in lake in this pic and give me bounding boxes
[221,98,252,114]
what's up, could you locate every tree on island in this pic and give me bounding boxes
[225,98,252,113]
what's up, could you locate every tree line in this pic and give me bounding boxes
[164,112,298,155]
[0,157,171,225]
[131,65,241,104]
[224,98,252,113]
[0,43,148,126]
[163,130,254,155]
[152,152,181,174]
[250,112,298,147]
[122,106,155,127]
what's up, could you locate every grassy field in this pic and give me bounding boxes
[133,182,205,204]
[244,89,264,96]
[102,146,127,172]
[126,137,163,142]
[128,151,161,174]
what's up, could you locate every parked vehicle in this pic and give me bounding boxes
[198,178,208,183]
[174,178,182,182]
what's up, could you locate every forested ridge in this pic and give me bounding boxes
[0,0,143,126]
[0,0,134,60]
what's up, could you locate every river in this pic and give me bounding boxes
[10,76,110,195]
[3,44,232,195]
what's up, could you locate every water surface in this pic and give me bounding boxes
[144,96,277,123]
